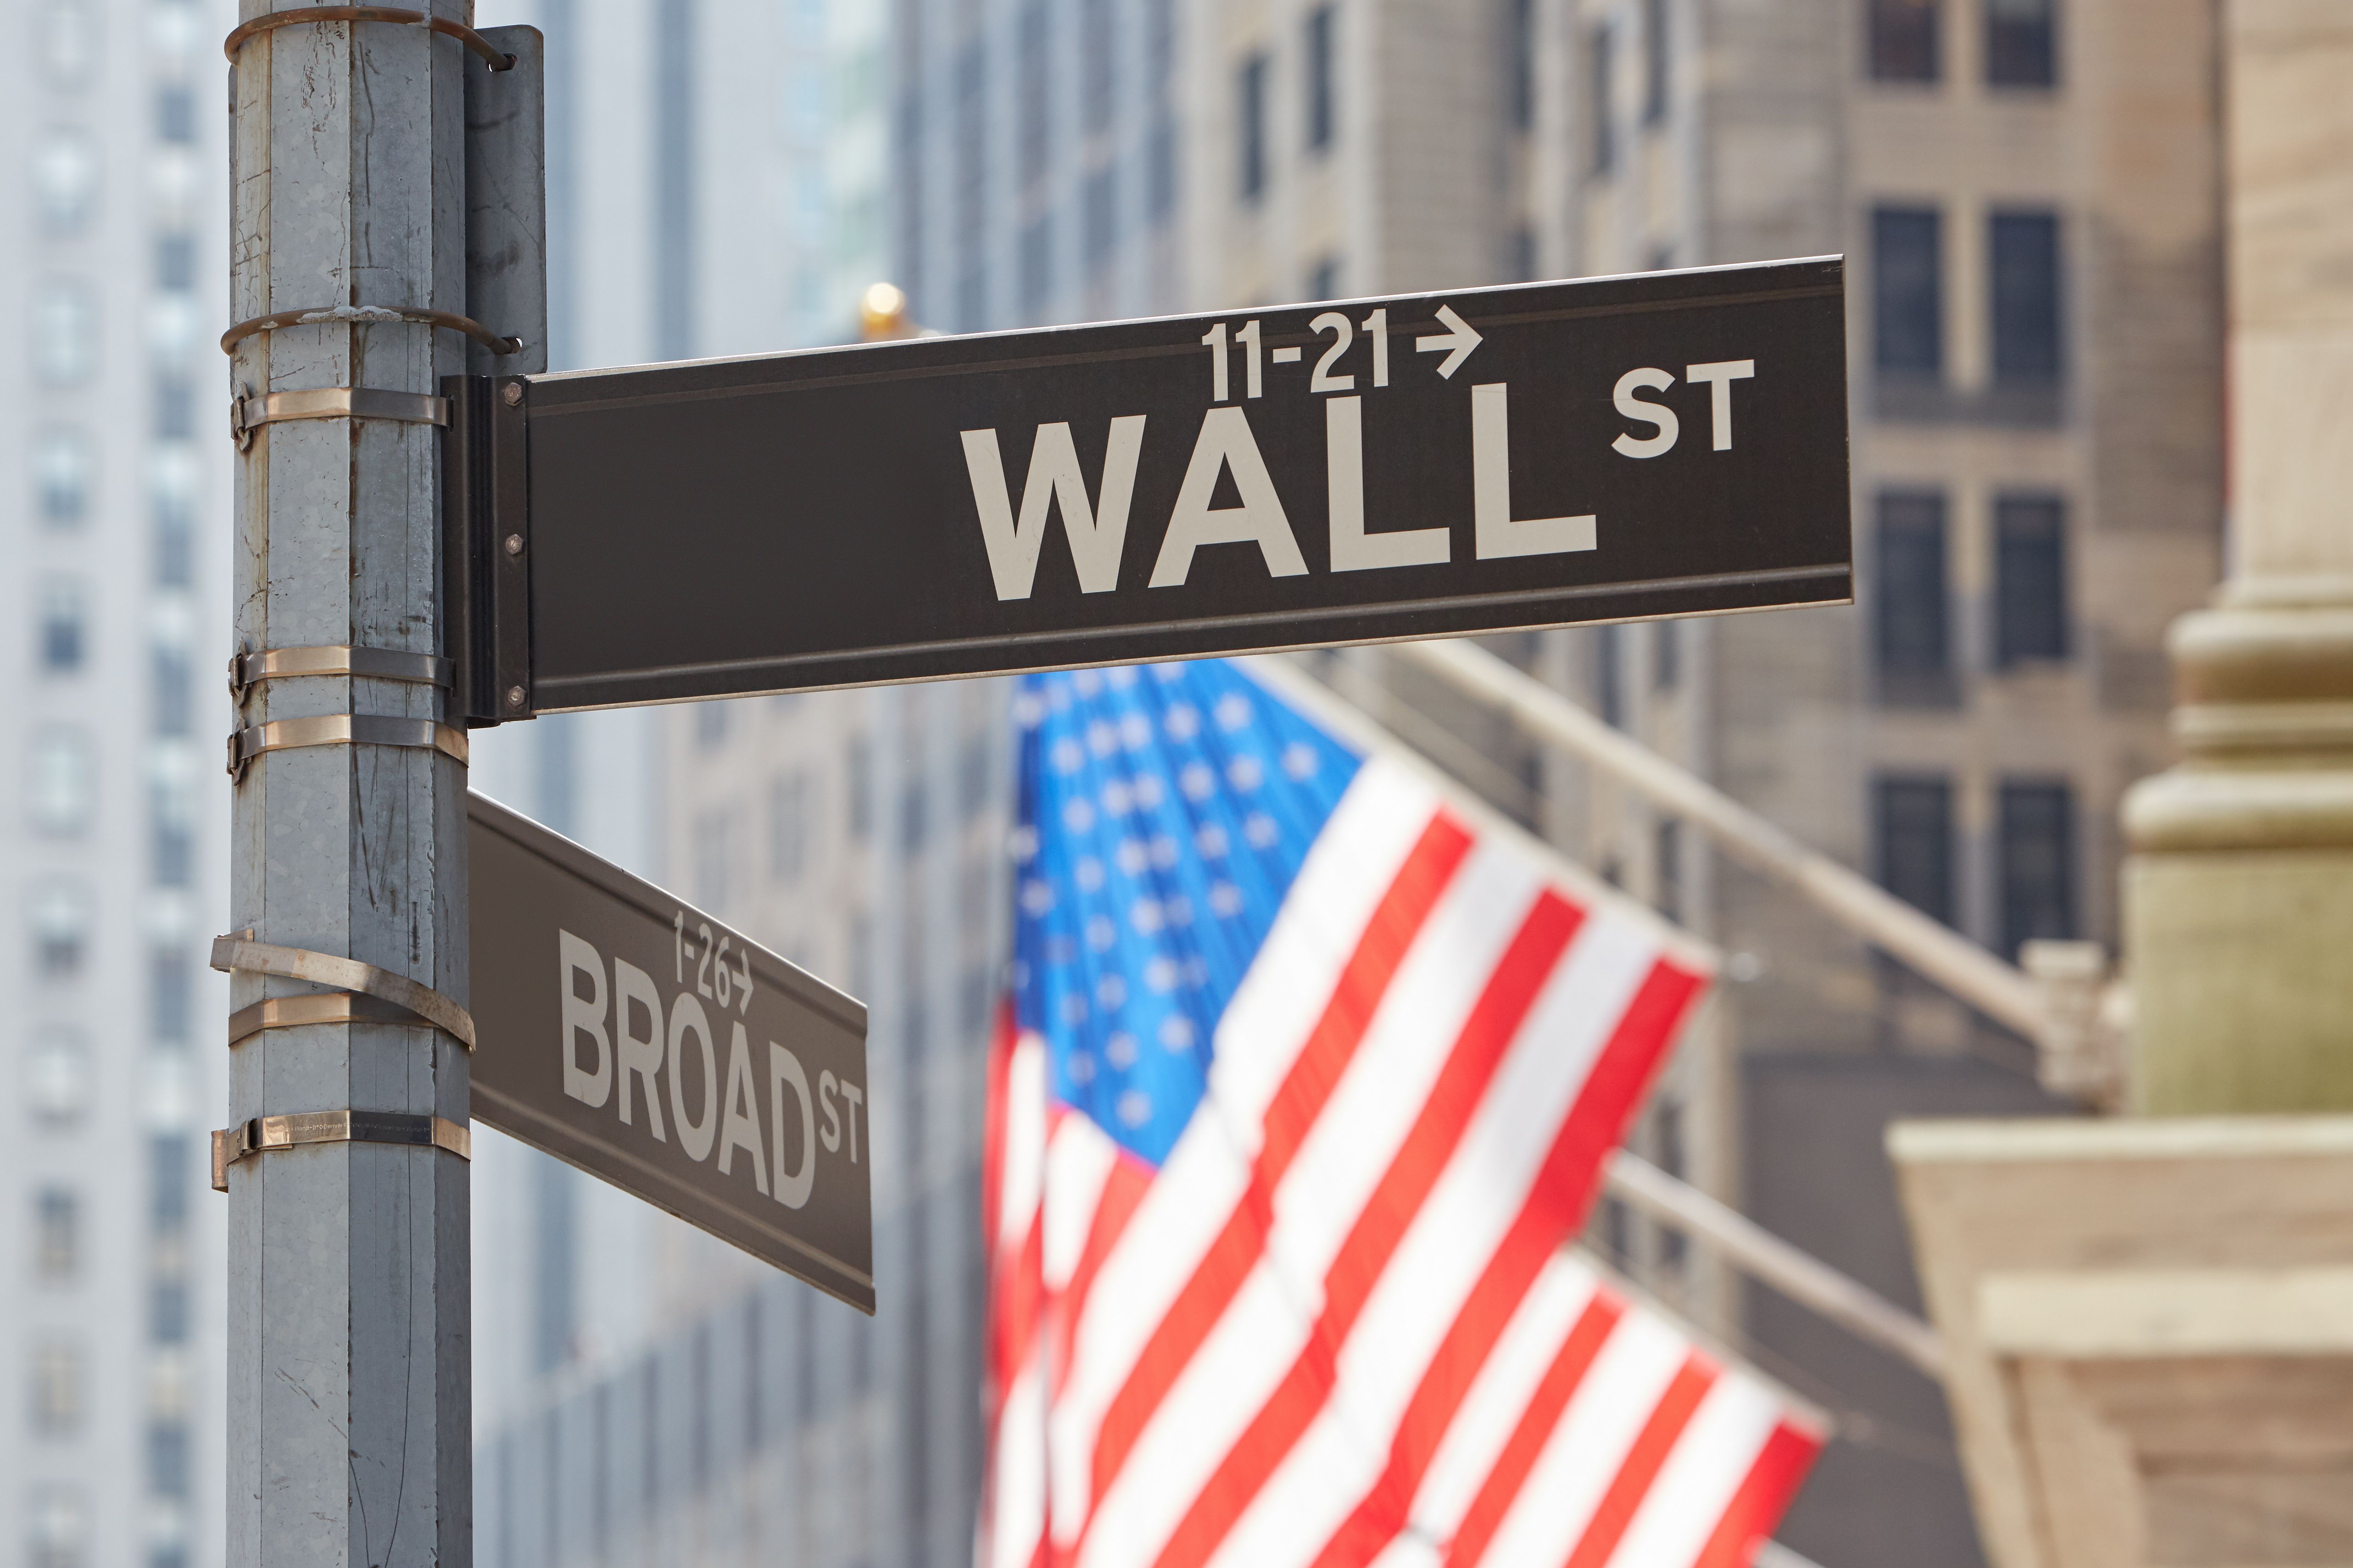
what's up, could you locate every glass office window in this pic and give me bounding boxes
[1238,51,1270,201]
[1306,4,1337,150]
[1999,781,2075,956]
[1991,209,2063,385]
[1868,0,1939,81]
[1995,493,2069,664]
[1873,206,1943,379]
[1875,489,1951,680]
[1875,774,1955,925]
[1985,0,2057,86]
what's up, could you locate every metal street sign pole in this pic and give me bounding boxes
[467,792,874,1310]
[223,11,541,1568]
[445,258,1850,719]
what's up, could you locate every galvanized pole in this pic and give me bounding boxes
[225,2,473,1564]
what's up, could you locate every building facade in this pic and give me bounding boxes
[891,0,2223,1563]
[1,1,234,1566]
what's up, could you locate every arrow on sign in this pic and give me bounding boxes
[1416,304,1485,380]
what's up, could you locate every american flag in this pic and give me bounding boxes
[982,657,1823,1568]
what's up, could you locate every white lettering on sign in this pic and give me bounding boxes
[1471,383,1596,559]
[1326,396,1448,572]
[1685,359,1756,450]
[557,928,854,1208]
[958,302,1763,601]
[960,417,1148,601]
[1611,368,1681,459]
[1149,406,1309,587]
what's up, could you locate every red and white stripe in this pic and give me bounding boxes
[981,758,1821,1568]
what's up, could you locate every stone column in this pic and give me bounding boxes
[2121,0,2353,1113]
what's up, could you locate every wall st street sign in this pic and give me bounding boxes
[445,257,1851,720]
[468,791,873,1311]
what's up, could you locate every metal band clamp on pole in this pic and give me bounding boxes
[225,713,469,781]
[221,6,516,70]
[211,1110,472,1192]
[229,644,453,705]
[220,304,524,359]
[230,386,449,450]
[211,932,477,1052]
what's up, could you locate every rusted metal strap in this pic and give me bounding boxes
[211,932,476,1051]
[220,303,523,358]
[223,6,515,70]
[212,1111,471,1191]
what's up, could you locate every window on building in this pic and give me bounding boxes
[1652,1097,1688,1271]
[1307,255,1341,300]
[31,729,94,836]
[692,806,736,913]
[152,945,193,1046]
[151,752,194,888]
[1595,623,1624,728]
[1507,0,1535,133]
[152,643,193,735]
[1508,227,1536,283]
[42,1,97,85]
[35,1190,78,1280]
[1868,0,1939,81]
[148,1422,191,1498]
[1875,774,1955,925]
[694,700,729,750]
[1875,488,1951,684]
[1305,5,1338,151]
[151,1134,190,1231]
[152,444,195,583]
[848,738,873,840]
[1238,51,1270,202]
[32,884,92,980]
[155,83,195,143]
[959,734,994,818]
[1655,818,1683,925]
[36,281,98,385]
[954,40,988,329]
[156,231,195,291]
[1018,4,1049,191]
[33,130,99,233]
[768,772,808,884]
[152,1280,190,1345]
[1654,620,1681,691]
[1084,168,1116,269]
[28,1487,87,1568]
[1588,23,1615,174]
[1999,781,2074,956]
[154,376,194,439]
[39,579,85,673]
[39,430,92,526]
[1082,0,1115,135]
[1147,115,1177,222]
[32,1341,83,1435]
[1643,0,1670,123]
[901,778,930,854]
[1020,214,1053,315]
[27,1028,91,1123]
[1995,493,2068,666]
[1873,205,1943,380]
[1986,0,2057,86]
[1990,209,2063,386]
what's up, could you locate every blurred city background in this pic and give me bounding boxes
[2,0,2282,1565]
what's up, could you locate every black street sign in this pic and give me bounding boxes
[467,791,874,1311]
[447,257,1850,719]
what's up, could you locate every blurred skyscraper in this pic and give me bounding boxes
[1,2,232,1567]
[467,6,1015,1568]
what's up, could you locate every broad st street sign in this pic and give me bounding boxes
[443,256,1851,720]
[467,791,874,1311]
